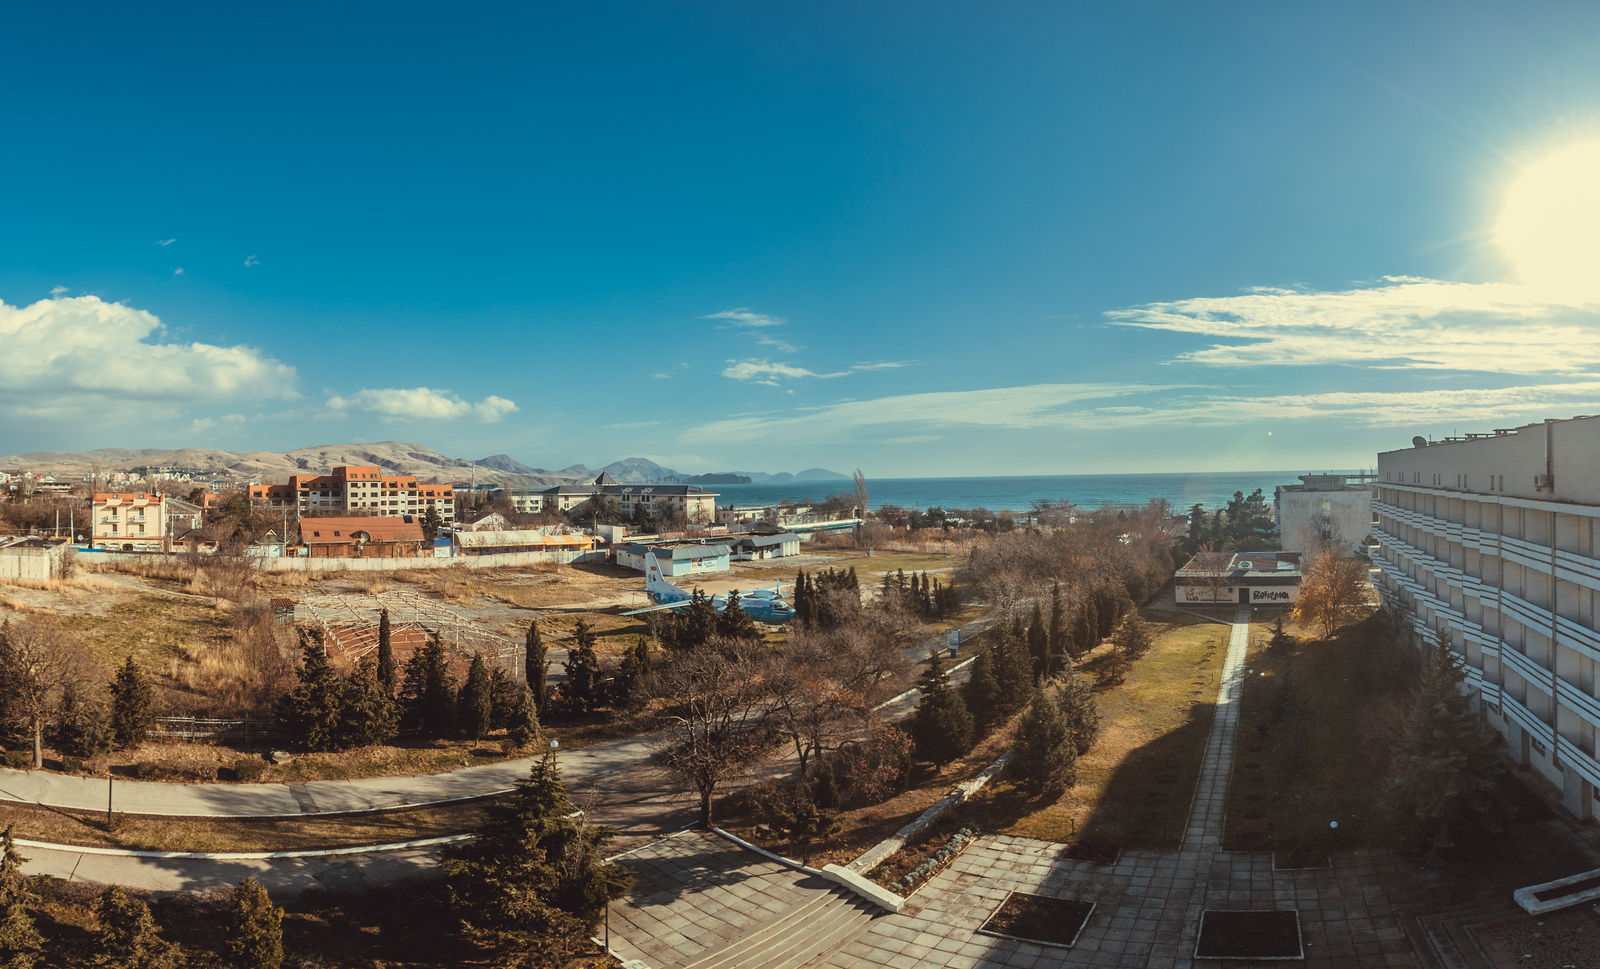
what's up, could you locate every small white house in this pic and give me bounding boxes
[615,542,730,577]
[730,532,801,561]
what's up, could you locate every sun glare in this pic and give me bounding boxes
[1498,141,1600,303]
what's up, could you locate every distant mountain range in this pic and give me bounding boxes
[0,442,849,489]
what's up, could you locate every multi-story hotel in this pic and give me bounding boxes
[1374,415,1600,821]
[248,465,455,525]
[91,492,169,552]
[508,472,718,523]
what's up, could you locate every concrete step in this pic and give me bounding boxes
[683,890,873,969]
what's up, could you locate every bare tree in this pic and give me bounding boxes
[0,620,103,766]
[852,469,869,540]
[646,638,782,828]
[1292,549,1370,639]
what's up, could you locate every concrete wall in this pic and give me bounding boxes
[87,548,606,572]
[1175,583,1299,605]
[0,544,71,582]
[1378,416,1600,504]
[1275,487,1373,554]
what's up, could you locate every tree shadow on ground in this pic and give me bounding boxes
[1077,703,1216,848]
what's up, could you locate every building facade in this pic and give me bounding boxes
[1373,416,1600,821]
[1274,473,1375,555]
[1173,551,1302,606]
[299,517,426,558]
[248,465,455,525]
[519,473,718,523]
[91,492,168,551]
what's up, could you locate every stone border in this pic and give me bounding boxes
[14,833,471,861]
[708,827,904,914]
[974,891,1096,949]
[1513,866,1600,914]
[846,751,1010,874]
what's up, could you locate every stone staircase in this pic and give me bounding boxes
[1403,897,1522,969]
[678,887,877,969]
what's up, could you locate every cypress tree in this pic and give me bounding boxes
[459,655,494,740]
[0,825,41,969]
[1047,583,1068,677]
[564,620,603,714]
[1078,599,1098,656]
[400,634,457,738]
[507,684,540,749]
[110,656,155,750]
[1011,683,1076,797]
[222,877,283,969]
[1026,602,1048,679]
[1057,658,1101,755]
[993,620,1033,715]
[487,666,521,730]
[92,885,180,969]
[910,648,975,765]
[56,682,111,758]
[337,659,398,749]
[961,634,1003,736]
[1383,638,1512,859]
[376,608,397,698]
[612,637,650,708]
[277,632,344,751]
[526,619,548,714]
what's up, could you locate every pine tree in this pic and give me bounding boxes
[1047,583,1068,677]
[400,633,457,738]
[564,619,603,714]
[459,655,494,740]
[91,885,180,969]
[55,682,111,758]
[441,755,635,962]
[526,619,548,715]
[910,649,975,765]
[1057,658,1101,755]
[507,684,540,749]
[612,637,651,708]
[276,632,344,751]
[337,659,398,749]
[376,608,397,698]
[960,635,1003,736]
[715,592,762,642]
[223,877,283,969]
[0,826,41,969]
[1026,602,1048,679]
[110,656,155,751]
[1011,683,1076,797]
[1383,637,1512,859]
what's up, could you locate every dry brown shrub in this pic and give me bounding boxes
[171,599,297,716]
[0,574,118,592]
[352,578,391,595]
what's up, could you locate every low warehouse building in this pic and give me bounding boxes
[1175,551,1302,606]
[615,542,730,577]
[730,532,801,561]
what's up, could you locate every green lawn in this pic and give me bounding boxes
[962,607,1226,847]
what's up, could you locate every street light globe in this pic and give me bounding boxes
[549,740,560,750]
[1329,821,1338,829]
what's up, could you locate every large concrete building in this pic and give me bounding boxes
[91,492,169,552]
[1274,473,1375,555]
[248,466,455,525]
[1373,415,1600,821]
[512,473,718,523]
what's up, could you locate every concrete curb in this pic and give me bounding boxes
[820,864,903,913]
[847,750,1011,874]
[709,827,823,877]
[14,833,472,861]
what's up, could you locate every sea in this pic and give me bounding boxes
[712,471,1361,514]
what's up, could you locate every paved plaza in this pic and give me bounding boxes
[607,605,1600,969]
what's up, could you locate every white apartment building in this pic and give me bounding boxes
[1374,416,1600,821]
[92,492,168,552]
[1274,473,1375,555]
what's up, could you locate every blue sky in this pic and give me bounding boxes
[3,1,1598,476]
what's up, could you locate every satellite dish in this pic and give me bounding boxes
[1412,436,1427,448]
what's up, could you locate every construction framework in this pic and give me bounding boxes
[292,590,525,680]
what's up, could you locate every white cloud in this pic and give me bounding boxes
[851,360,914,372]
[243,255,260,267]
[190,413,247,434]
[604,421,665,429]
[0,296,297,420]
[691,383,1180,441]
[323,387,519,423]
[721,359,850,385]
[156,238,176,247]
[1106,277,1600,373]
[49,285,68,298]
[754,334,801,354]
[173,267,184,276]
[703,307,786,328]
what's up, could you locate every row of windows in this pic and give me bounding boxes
[1385,471,1508,490]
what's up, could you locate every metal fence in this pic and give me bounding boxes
[151,716,280,743]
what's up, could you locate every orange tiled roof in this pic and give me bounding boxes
[300,517,424,544]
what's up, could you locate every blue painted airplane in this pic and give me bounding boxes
[621,551,795,624]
